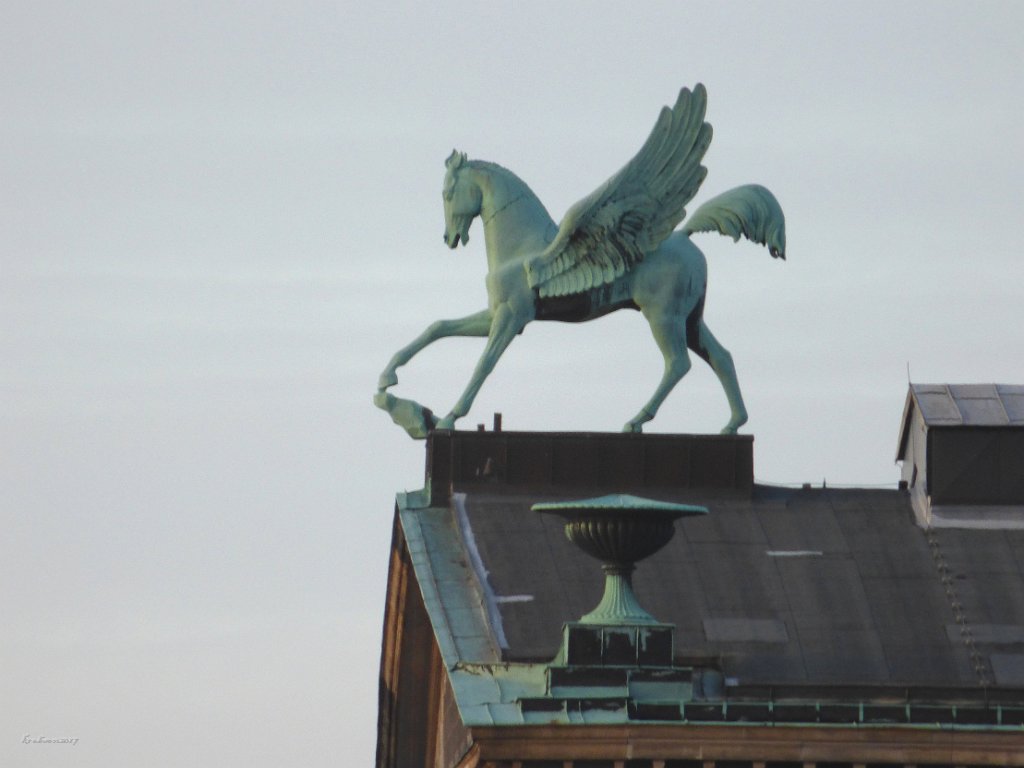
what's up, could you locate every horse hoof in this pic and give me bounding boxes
[721,413,747,435]
[377,371,398,391]
[622,421,644,434]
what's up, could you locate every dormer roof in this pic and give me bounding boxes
[897,384,1024,460]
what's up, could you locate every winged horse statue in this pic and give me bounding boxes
[375,84,786,438]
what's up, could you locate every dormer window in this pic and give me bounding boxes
[896,384,1024,528]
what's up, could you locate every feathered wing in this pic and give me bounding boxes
[525,85,713,298]
[682,184,787,259]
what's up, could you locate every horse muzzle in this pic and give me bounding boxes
[444,210,474,248]
[443,222,470,248]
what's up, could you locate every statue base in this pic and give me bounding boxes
[424,429,753,506]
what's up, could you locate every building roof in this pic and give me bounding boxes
[451,484,1024,686]
[391,431,1024,731]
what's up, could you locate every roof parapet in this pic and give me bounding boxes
[425,430,754,507]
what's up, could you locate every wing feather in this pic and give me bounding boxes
[526,85,712,298]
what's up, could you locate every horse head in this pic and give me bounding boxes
[442,150,481,248]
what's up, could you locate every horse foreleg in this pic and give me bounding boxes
[624,311,691,433]
[435,305,522,430]
[377,309,492,391]
[692,320,748,434]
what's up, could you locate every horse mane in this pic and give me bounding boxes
[466,159,549,217]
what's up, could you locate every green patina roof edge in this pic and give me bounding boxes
[397,490,542,726]
[397,490,499,666]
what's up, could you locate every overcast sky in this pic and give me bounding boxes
[2,2,1022,766]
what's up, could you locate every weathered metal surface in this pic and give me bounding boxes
[377,85,787,437]
[397,502,502,667]
[532,493,708,515]
[534,494,706,626]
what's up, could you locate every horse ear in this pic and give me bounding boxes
[446,149,466,170]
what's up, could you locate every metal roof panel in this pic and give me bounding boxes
[915,388,963,424]
[1000,393,1024,423]
[909,383,1024,427]
[949,384,1001,400]
[954,396,1010,426]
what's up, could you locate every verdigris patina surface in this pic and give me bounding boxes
[376,85,786,438]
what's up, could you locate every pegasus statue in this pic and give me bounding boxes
[375,84,786,438]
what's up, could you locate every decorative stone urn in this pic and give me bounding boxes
[533,494,708,626]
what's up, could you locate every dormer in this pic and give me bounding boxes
[896,384,1024,528]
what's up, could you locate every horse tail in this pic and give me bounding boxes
[682,184,786,260]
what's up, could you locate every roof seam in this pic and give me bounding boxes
[945,384,965,425]
[926,527,993,687]
[995,390,1012,425]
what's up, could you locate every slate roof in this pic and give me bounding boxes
[459,483,1024,688]
[394,431,1024,727]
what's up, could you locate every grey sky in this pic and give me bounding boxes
[2,2,1022,766]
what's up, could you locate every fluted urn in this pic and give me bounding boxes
[533,494,708,626]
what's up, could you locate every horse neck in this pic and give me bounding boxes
[471,164,555,267]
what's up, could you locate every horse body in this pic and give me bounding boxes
[378,159,746,436]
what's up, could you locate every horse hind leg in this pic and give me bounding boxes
[623,310,692,433]
[690,319,748,434]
